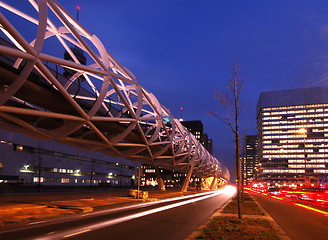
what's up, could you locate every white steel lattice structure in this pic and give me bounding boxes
[0,0,229,180]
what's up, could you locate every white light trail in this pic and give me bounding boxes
[0,191,217,237]
[35,187,235,240]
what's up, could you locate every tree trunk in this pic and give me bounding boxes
[234,72,242,219]
[241,136,245,202]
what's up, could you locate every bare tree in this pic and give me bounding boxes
[208,63,245,219]
[241,130,246,203]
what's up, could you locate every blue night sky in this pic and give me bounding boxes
[60,0,328,179]
[7,0,328,179]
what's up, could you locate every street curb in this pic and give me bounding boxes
[49,205,93,213]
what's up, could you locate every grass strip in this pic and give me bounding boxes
[221,192,264,216]
[222,199,264,216]
[197,216,280,240]
[197,192,280,240]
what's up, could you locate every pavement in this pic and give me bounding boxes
[0,187,201,229]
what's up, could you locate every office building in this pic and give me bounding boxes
[257,87,328,187]
[245,135,258,185]
[181,120,213,153]
[0,129,139,187]
[181,120,204,143]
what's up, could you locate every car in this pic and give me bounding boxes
[267,187,280,196]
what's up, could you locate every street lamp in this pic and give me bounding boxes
[299,128,307,134]
[298,128,309,187]
[298,128,307,159]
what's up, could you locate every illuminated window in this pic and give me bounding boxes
[61,178,70,183]
[33,177,44,183]
[16,145,23,151]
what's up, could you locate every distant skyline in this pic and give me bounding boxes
[6,0,328,179]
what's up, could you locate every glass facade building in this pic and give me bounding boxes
[0,129,139,187]
[257,87,328,187]
[245,135,258,185]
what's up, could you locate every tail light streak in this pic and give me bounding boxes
[247,188,328,216]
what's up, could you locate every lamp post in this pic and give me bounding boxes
[38,154,41,192]
[89,158,94,190]
[37,143,42,192]
[298,128,307,160]
[280,148,284,157]
[299,128,308,186]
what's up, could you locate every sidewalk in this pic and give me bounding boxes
[0,188,200,228]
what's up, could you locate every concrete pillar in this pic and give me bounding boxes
[181,166,194,192]
[210,176,218,190]
[201,178,206,190]
[155,167,166,191]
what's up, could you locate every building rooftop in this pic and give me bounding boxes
[256,86,328,116]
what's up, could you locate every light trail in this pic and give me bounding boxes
[247,189,328,216]
[0,190,219,236]
[271,196,283,201]
[79,190,221,217]
[35,186,236,240]
[294,203,328,215]
[63,229,91,238]
[29,221,46,225]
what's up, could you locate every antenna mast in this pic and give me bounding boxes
[76,5,80,21]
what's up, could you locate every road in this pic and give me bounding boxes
[0,187,235,240]
[250,192,328,240]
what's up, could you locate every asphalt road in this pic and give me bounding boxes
[250,192,328,240]
[0,188,235,240]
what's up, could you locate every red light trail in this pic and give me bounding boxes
[246,188,328,216]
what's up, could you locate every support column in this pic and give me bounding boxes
[201,178,206,189]
[155,167,165,191]
[210,176,218,190]
[181,166,194,192]
[217,178,222,188]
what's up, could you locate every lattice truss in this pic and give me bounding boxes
[0,0,229,180]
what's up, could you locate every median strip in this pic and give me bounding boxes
[187,192,290,240]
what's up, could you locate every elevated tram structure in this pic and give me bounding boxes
[0,0,230,191]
